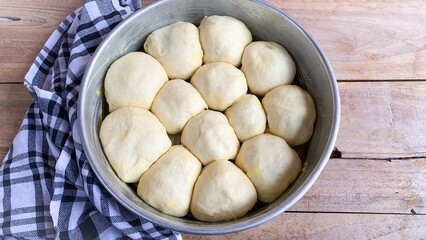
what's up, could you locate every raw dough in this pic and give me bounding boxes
[235,134,301,203]
[199,15,252,66]
[191,62,248,111]
[104,52,168,112]
[137,145,202,217]
[225,94,266,142]
[99,107,171,183]
[144,22,203,80]
[181,110,239,165]
[241,41,296,96]
[190,160,257,222]
[151,79,208,134]
[262,85,316,146]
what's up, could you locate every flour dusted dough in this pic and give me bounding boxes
[190,160,257,222]
[151,79,208,134]
[191,62,248,111]
[235,134,301,203]
[99,107,171,183]
[144,22,203,80]
[104,52,168,112]
[241,41,296,96]
[262,85,316,146]
[137,145,202,217]
[199,15,252,66]
[181,110,239,165]
[225,94,266,142]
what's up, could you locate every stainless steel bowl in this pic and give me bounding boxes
[78,0,340,234]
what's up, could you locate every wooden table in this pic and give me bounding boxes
[1,0,425,239]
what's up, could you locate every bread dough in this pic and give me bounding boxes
[190,160,257,222]
[262,85,316,146]
[235,134,301,203]
[199,15,252,67]
[225,94,266,142]
[104,52,168,112]
[137,145,202,217]
[99,107,171,183]
[181,110,239,165]
[191,62,248,111]
[241,41,296,96]
[151,79,208,134]
[144,22,203,80]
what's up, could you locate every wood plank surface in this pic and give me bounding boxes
[0,83,424,216]
[0,84,425,215]
[2,81,424,160]
[0,84,32,158]
[337,81,426,159]
[1,0,426,82]
[0,0,83,83]
[290,158,426,214]
[183,213,426,240]
[1,0,426,238]
[269,0,426,81]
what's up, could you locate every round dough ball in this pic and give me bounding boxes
[225,94,266,142]
[99,107,171,183]
[137,145,202,217]
[151,79,208,134]
[241,41,296,96]
[181,110,239,165]
[199,15,252,66]
[235,134,301,203]
[190,160,257,222]
[191,62,248,111]
[262,85,316,147]
[144,22,203,80]
[104,52,168,112]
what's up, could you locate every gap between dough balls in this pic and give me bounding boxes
[98,14,314,223]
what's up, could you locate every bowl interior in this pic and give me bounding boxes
[78,0,339,234]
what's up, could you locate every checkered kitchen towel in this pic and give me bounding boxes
[0,0,181,239]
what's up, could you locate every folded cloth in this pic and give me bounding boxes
[0,1,181,239]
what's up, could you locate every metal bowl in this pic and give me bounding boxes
[78,0,340,234]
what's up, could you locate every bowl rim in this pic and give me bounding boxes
[78,0,340,234]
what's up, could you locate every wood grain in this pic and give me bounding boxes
[1,81,426,160]
[269,0,426,81]
[142,0,155,6]
[0,84,32,157]
[1,0,426,82]
[1,1,426,238]
[0,0,83,83]
[290,158,426,214]
[0,83,425,215]
[182,213,426,240]
[336,81,426,159]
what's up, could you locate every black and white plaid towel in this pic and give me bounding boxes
[0,0,181,239]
